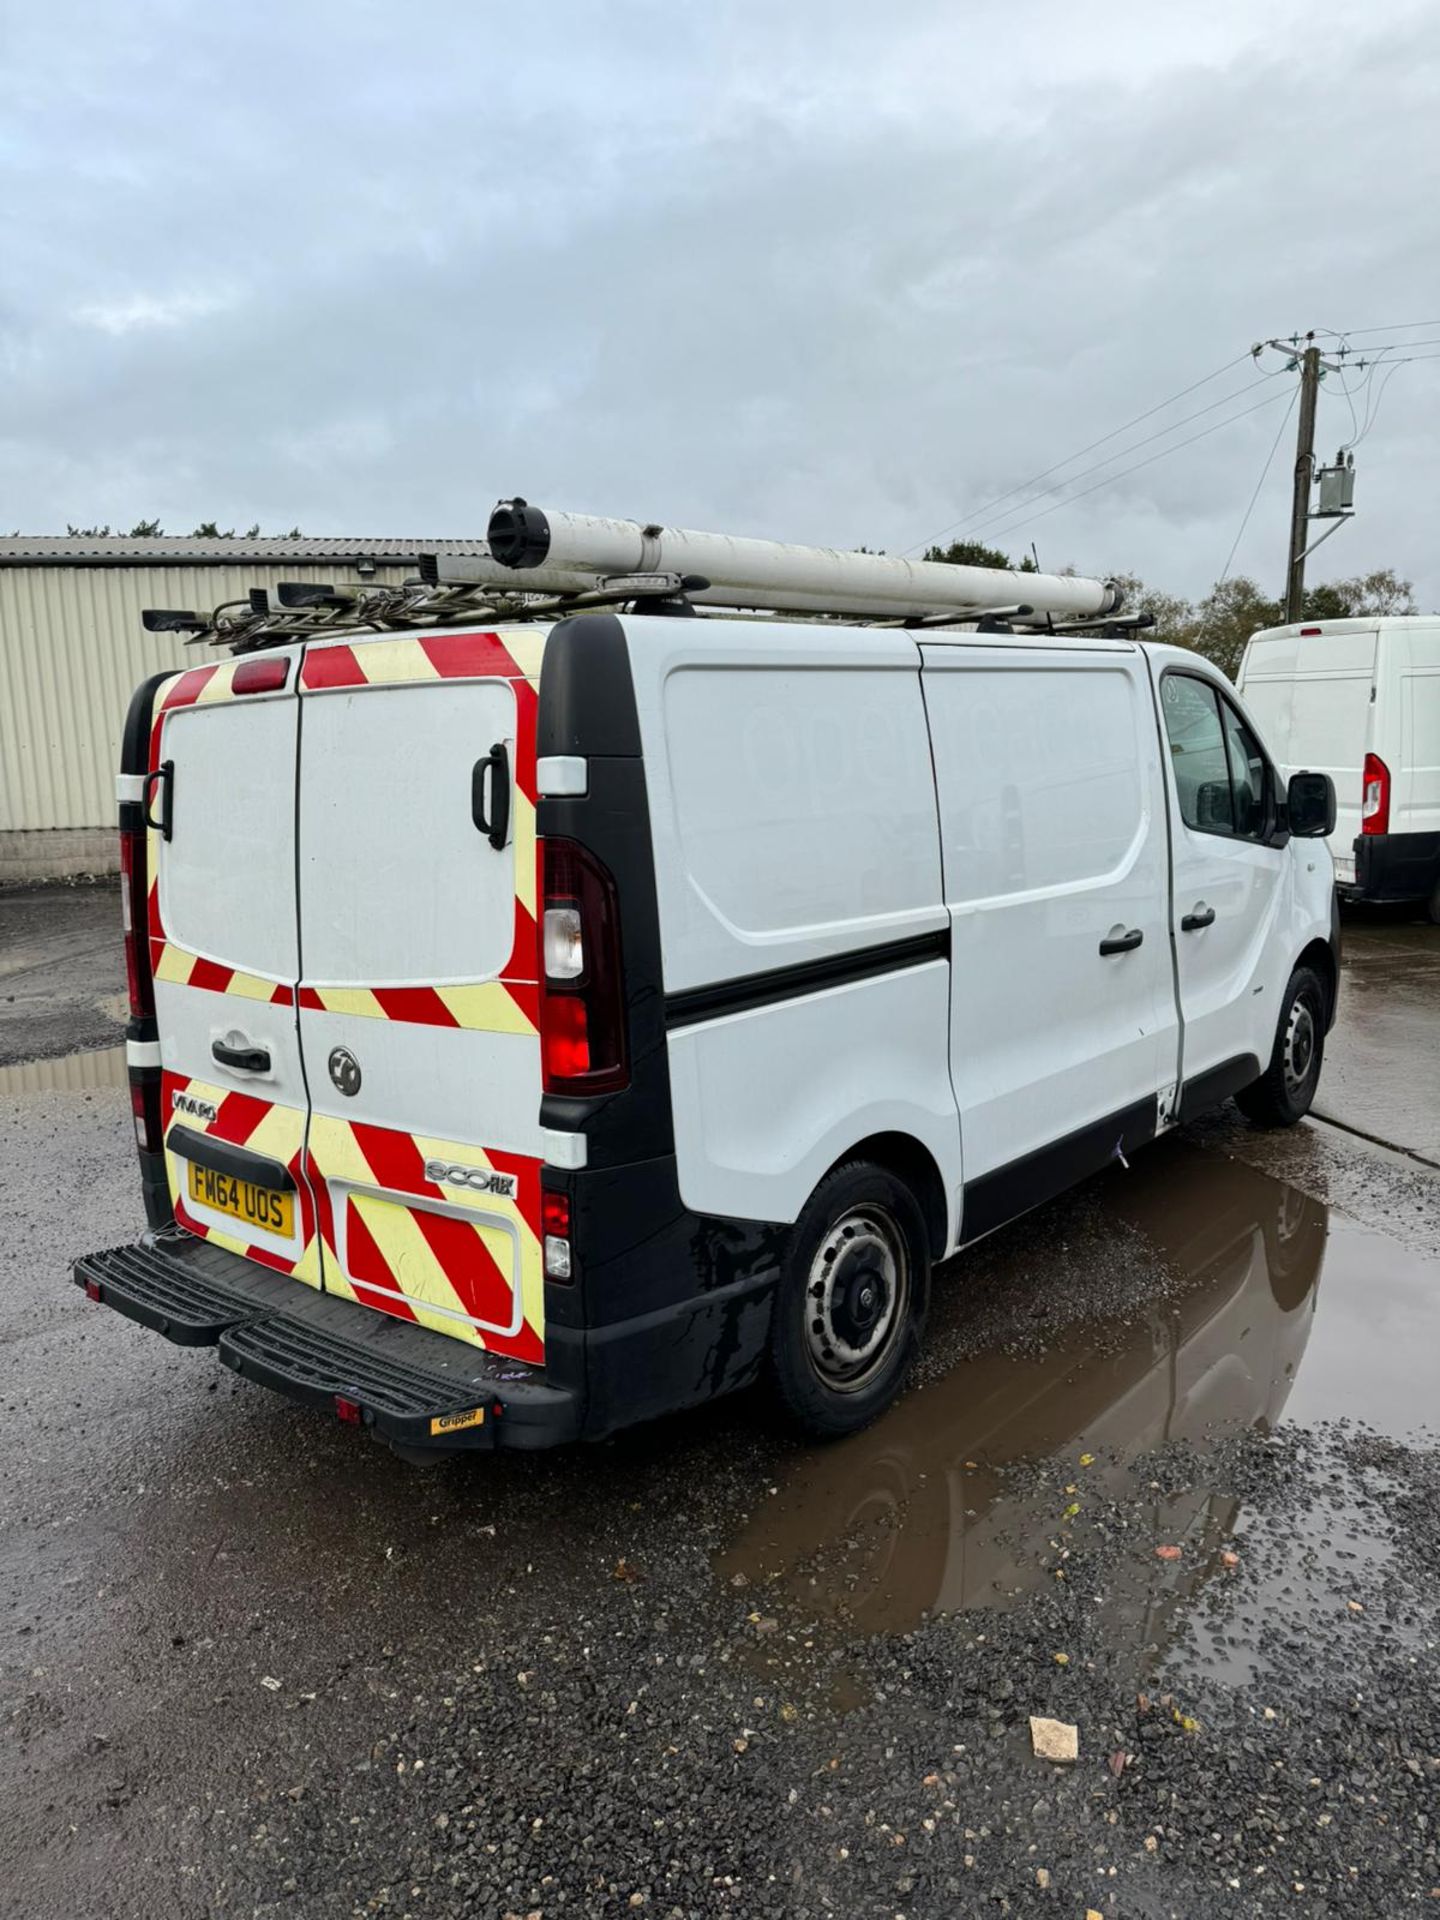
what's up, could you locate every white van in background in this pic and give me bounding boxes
[1237,616,1440,921]
[76,508,1341,1455]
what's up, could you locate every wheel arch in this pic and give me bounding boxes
[826,1130,950,1263]
[1295,936,1338,1028]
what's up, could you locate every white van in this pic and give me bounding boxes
[1237,615,1440,919]
[76,514,1340,1453]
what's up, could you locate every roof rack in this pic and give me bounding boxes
[142,501,1145,653]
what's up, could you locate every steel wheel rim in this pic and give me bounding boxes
[803,1204,909,1393]
[1283,995,1317,1097]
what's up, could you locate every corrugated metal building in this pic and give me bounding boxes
[0,537,488,882]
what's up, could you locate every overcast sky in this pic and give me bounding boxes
[3,0,1438,605]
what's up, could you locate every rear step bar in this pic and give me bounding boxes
[74,1230,580,1454]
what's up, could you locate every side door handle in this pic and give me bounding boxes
[1181,905,1216,932]
[471,741,511,851]
[1099,927,1144,956]
[212,1039,271,1074]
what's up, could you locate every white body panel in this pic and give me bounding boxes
[157,696,300,980]
[1237,617,1440,881]
[666,963,960,1230]
[631,625,949,989]
[920,641,1178,1181]
[298,679,517,988]
[1236,624,1377,883]
[627,620,959,1238]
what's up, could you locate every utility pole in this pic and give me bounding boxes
[1283,336,1322,623]
[1255,331,1358,624]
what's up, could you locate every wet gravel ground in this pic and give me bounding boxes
[3,898,1439,1918]
[0,881,126,1066]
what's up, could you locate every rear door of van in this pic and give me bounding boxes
[147,651,323,1286]
[1238,627,1377,885]
[293,629,547,1364]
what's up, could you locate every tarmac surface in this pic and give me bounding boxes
[2,883,1439,1917]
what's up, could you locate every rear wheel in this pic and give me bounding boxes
[1427,876,1440,926]
[1235,965,1326,1128]
[767,1161,930,1438]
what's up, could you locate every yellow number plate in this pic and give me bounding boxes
[187,1159,295,1237]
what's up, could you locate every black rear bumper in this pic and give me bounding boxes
[74,1230,581,1454]
[1349,831,1440,905]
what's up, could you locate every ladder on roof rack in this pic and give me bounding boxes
[141,501,1149,653]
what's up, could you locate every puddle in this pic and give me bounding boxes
[0,1044,126,1095]
[718,1140,1440,1648]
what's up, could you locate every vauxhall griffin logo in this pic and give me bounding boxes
[328,1046,362,1097]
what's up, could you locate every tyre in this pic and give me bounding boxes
[1235,965,1327,1128]
[1427,877,1440,926]
[766,1160,930,1438]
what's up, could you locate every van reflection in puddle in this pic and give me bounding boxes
[717,1146,1325,1642]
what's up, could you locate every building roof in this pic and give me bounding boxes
[0,536,490,568]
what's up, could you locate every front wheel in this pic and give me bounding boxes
[766,1160,930,1439]
[1235,965,1327,1128]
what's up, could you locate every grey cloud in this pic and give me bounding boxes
[2,0,1437,604]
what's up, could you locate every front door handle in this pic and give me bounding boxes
[1181,905,1216,932]
[212,1039,271,1074]
[1099,928,1144,956]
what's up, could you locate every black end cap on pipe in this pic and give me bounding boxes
[488,498,551,570]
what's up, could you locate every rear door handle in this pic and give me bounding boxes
[471,741,511,851]
[1181,906,1216,932]
[212,1039,271,1074]
[1099,928,1144,956]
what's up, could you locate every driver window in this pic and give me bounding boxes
[1219,699,1270,840]
[1160,675,1233,833]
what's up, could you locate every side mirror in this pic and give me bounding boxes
[1287,770,1336,838]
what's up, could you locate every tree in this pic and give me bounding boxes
[1106,572,1194,642]
[1313,567,1415,617]
[1180,578,1280,680]
[128,518,162,537]
[924,538,1037,572]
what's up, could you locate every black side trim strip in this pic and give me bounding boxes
[961,1094,1157,1246]
[1175,1053,1261,1123]
[164,1125,297,1191]
[665,928,950,1031]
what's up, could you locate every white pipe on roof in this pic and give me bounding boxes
[485,501,1123,621]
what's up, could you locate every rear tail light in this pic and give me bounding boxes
[541,1185,574,1283]
[1361,753,1390,835]
[129,1079,161,1154]
[118,828,154,1018]
[538,838,629,1095]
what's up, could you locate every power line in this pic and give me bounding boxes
[1217,386,1299,587]
[905,349,1254,556]
[955,375,1294,543]
[1327,319,1440,337]
[978,386,1293,548]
